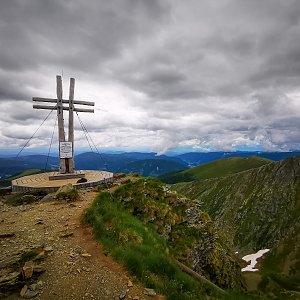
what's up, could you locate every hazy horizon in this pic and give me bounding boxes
[1,147,300,159]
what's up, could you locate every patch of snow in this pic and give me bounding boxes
[241,249,270,272]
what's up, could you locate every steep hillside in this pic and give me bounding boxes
[120,159,187,177]
[174,157,300,251]
[160,156,272,183]
[259,229,300,294]
[86,177,245,294]
[173,156,300,293]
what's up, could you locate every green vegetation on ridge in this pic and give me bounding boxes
[85,191,211,300]
[85,177,253,299]
[160,156,272,183]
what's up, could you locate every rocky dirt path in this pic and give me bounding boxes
[0,189,163,300]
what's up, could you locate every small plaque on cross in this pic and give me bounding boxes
[60,142,73,159]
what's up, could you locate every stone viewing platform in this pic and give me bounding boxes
[12,170,113,193]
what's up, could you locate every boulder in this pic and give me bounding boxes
[0,246,47,297]
[22,283,41,298]
[22,261,34,279]
[76,177,87,183]
[56,183,74,194]
[40,193,55,202]
[55,184,79,201]
[0,271,20,287]
[144,288,156,296]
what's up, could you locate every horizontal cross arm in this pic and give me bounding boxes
[33,104,94,113]
[74,107,94,113]
[32,97,95,106]
[33,104,57,110]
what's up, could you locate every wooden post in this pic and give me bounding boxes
[175,260,227,295]
[56,75,66,173]
[68,78,75,173]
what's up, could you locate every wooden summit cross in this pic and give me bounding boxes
[33,75,94,175]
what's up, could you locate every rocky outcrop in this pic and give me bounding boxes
[185,208,244,289]
[0,244,49,298]
[113,178,245,289]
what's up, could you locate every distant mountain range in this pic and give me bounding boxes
[119,159,187,177]
[176,151,300,167]
[0,152,187,179]
[1,150,300,179]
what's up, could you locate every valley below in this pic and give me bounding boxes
[171,156,300,298]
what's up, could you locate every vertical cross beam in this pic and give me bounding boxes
[68,78,75,173]
[56,75,66,173]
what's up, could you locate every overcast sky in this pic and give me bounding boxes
[1,0,300,154]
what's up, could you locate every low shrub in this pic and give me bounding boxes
[5,190,47,206]
[113,173,126,179]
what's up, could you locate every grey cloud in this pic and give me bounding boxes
[0,0,170,72]
[251,92,299,118]
[0,80,29,101]
[1,0,300,153]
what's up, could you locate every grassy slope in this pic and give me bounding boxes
[160,156,272,183]
[85,177,257,299]
[85,191,211,300]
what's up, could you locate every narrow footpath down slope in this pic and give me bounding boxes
[0,189,163,300]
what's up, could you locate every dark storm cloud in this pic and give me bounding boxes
[111,0,300,102]
[0,79,30,101]
[1,0,300,152]
[0,0,170,73]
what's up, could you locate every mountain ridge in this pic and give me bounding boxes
[159,156,272,183]
[177,151,300,167]
[173,156,300,251]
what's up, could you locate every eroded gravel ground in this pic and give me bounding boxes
[0,189,163,300]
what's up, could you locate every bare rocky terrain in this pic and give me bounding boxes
[0,189,163,300]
